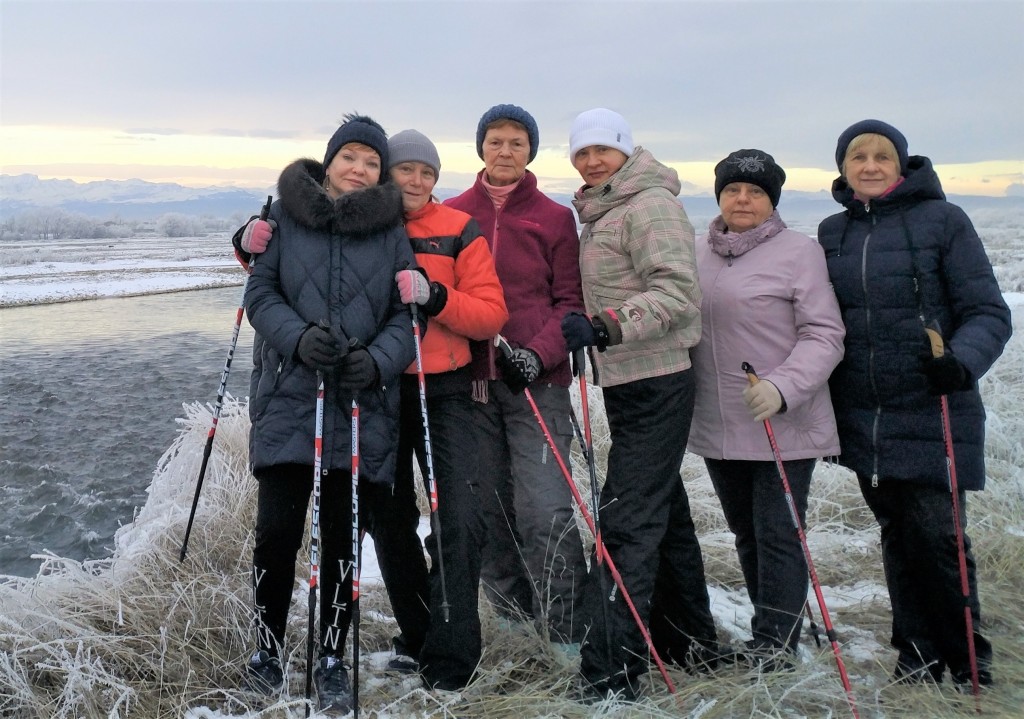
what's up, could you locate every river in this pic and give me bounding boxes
[0,287,255,577]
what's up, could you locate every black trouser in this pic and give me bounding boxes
[858,475,992,680]
[580,369,718,692]
[252,463,363,659]
[706,458,815,652]
[368,374,485,689]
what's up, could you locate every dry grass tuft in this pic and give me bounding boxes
[3,311,1023,718]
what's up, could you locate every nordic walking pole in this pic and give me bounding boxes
[494,335,677,695]
[742,362,860,719]
[350,392,361,719]
[180,194,272,562]
[304,370,325,718]
[410,303,451,622]
[573,348,613,666]
[925,323,981,709]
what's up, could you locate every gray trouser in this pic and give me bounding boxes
[473,380,587,643]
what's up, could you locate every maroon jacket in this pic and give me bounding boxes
[445,169,583,387]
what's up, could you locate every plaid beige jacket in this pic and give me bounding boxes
[572,147,701,387]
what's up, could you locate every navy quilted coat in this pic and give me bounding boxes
[245,158,417,484]
[817,156,1011,490]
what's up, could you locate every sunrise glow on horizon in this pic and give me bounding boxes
[2,124,1021,198]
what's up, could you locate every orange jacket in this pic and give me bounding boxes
[404,201,508,375]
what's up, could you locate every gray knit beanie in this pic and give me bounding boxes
[387,129,441,177]
[323,113,390,184]
[475,104,540,163]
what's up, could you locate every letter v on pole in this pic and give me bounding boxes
[180,195,272,562]
[742,362,860,719]
[494,335,677,694]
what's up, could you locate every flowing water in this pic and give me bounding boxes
[0,287,255,577]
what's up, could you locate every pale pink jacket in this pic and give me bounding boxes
[688,212,845,461]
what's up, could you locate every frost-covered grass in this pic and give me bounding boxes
[2,306,1022,718]
[1,217,1021,716]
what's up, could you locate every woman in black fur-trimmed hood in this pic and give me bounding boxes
[240,114,417,712]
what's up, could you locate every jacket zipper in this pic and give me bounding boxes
[862,210,881,487]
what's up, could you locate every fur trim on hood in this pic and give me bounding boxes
[277,158,404,236]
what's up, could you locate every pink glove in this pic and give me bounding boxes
[742,380,784,422]
[395,269,431,305]
[241,219,275,254]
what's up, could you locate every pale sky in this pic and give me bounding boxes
[2,0,1022,197]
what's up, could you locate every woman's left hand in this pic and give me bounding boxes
[742,380,784,422]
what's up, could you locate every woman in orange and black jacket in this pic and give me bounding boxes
[378,129,508,691]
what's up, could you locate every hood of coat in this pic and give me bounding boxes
[572,146,682,224]
[277,157,404,236]
[705,209,787,259]
[831,155,946,215]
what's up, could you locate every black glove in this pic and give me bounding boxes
[336,348,379,389]
[561,312,611,353]
[496,348,542,394]
[296,326,344,371]
[921,352,968,395]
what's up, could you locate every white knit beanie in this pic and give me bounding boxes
[569,108,635,159]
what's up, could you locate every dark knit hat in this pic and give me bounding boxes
[388,129,441,177]
[323,113,389,184]
[714,149,787,207]
[476,104,539,163]
[834,119,908,173]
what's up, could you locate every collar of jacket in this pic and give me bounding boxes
[571,146,681,224]
[832,154,945,217]
[470,167,539,212]
[706,210,786,259]
[277,157,404,235]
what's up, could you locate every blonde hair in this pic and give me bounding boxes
[842,133,900,175]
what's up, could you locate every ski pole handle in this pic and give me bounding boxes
[924,320,945,359]
[742,361,759,386]
[259,194,272,221]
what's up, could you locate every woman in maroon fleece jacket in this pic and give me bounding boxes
[444,103,587,648]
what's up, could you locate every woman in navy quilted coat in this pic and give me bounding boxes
[818,119,1011,687]
[241,114,416,711]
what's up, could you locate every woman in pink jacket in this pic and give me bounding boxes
[689,149,845,667]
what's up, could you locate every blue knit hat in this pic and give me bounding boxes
[323,113,390,184]
[835,119,909,173]
[476,104,539,163]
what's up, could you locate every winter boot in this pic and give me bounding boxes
[314,655,353,713]
[245,649,283,695]
[387,635,420,674]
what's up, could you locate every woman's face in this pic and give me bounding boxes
[843,138,900,200]
[325,143,381,197]
[572,145,628,187]
[390,161,437,213]
[718,182,774,233]
[482,124,530,186]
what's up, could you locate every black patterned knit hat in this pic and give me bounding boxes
[714,149,787,207]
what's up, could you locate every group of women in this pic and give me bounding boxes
[228,107,1011,711]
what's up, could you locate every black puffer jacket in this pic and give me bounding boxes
[245,158,416,484]
[818,156,1011,490]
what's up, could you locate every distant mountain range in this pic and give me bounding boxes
[2,173,1020,223]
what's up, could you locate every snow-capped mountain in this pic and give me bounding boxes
[0,174,274,220]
